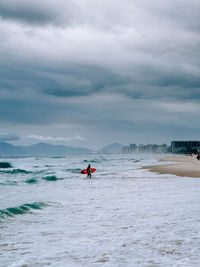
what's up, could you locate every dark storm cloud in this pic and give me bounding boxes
[1,59,200,103]
[42,65,128,97]
[0,61,127,98]
[0,2,54,25]
[0,94,75,124]
[0,0,200,146]
[0,0,77,26]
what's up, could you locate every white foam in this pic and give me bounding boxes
[0,154,200,266]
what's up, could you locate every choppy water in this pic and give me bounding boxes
[0,154,200,267]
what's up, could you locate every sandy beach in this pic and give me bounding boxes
[142,155,200,178]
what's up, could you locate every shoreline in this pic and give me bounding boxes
[142,155,200,178]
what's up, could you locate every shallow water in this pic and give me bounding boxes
[0,154,200,266]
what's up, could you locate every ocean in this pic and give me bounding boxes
[0,154,200,267]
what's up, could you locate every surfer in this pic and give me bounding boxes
[80,165,96,176]
[87,164,92,178]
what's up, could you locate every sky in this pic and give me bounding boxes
[0,0,200,149]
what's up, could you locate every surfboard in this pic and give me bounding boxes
[80,168,96,174]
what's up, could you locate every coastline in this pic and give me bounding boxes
[142,155,200,178]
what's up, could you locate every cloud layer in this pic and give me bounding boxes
[27,134,86,142]
[0,132,20,142]
[0,0,200,147]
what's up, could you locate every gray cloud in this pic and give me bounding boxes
[27,134,86,142]
[0,0,200,147]
[0,132,20,142]
[0,0,199,36]
[0,0,78,26]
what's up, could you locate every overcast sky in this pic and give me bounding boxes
[0,0,199,149]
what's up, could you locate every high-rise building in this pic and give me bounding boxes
[171,141,200,153]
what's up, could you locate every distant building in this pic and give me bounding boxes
[130,144,137,151]
[122,144,137,153]
[138,144,145,152]
[171,141,200,153]
[122,145,131,153]
[122,143,168,153]
[138,144,168,153]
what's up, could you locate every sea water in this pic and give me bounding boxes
[0,154,200,267]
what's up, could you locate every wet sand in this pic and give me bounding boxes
[142,155,200,178]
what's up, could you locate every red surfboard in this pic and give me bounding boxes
[81,168,96,174]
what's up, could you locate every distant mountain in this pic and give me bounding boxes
[0,142,94,156]
[20,143,93,155]
[0,142,23,156]
[98,143,124,154]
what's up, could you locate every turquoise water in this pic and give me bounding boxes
[0,154,200,266]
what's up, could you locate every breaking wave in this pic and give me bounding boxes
[25,178,38,184]
[0,162,13,168]
[0,169,32,174]
[0,202,48,220]
[42,175,62,181]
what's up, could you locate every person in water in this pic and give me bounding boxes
[87,164,92,178]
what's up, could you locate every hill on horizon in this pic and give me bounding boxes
[98,143,124,154]
[0,142,94,156]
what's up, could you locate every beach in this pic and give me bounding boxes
[142,155,200,178]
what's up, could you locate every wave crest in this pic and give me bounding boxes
[0,169,32,174]
[0,202,48,220]
[42,175,61,181]
[0,162,13,168]
[25,178,38,184]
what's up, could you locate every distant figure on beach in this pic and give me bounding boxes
[87,164,92,178]
[197,153,200,160]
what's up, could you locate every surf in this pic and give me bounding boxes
[0,202,48,221]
